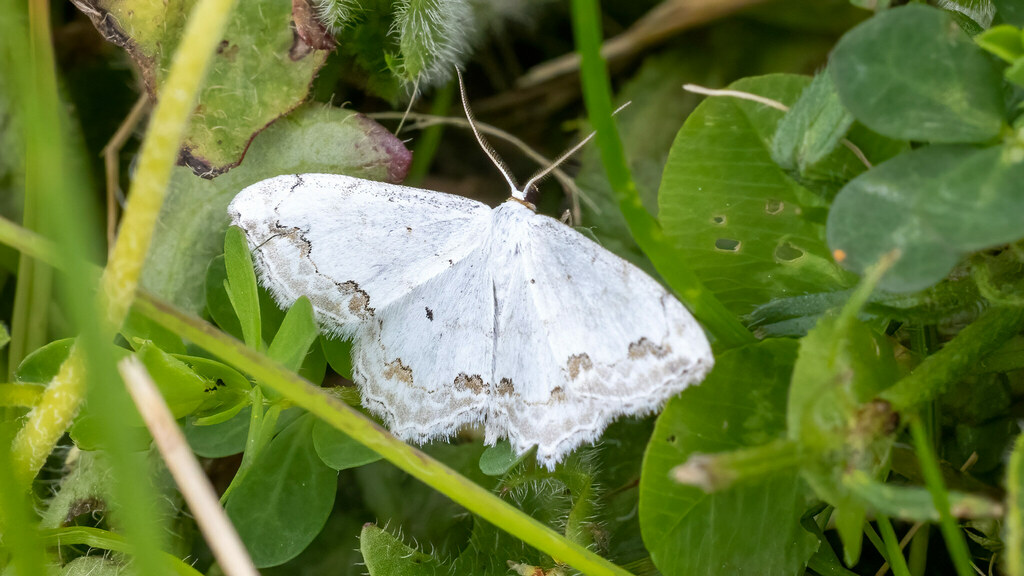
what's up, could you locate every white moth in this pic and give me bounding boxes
[228,78,714,468]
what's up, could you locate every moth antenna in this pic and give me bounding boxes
[456,67,519,197]
[519,101,632,197]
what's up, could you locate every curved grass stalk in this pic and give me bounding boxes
[133,293,635,576]
[569,0,753,350]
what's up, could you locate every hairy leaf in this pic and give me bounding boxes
[361,524,445,576]
[71,0,330,175]
[142,104,410,313]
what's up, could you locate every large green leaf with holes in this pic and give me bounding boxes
[71,0,330,175]
[639,339,818,575]
[658,74,854,318]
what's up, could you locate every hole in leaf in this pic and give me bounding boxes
[775,241,804,262]
[765,199,784,215]
[712,215,726,225]
[715,238,741,252]
[666,435,677,444]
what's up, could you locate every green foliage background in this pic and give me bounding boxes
[3,1,1024,576]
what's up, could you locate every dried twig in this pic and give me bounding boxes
[683,83,872,170]
[518,0,769,88]
[101,93,150,253]
[118,357,258,576]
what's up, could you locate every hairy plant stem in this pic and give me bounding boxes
[880,305,1024,411]
[10,0,240,485]
[671,438,802,492]
[570,0,753,350]
[132,293,635,576]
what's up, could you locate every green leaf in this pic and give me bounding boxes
[975,24,1024,63]
[267,296,318,372]
[312,418,381,470]
[659,74,853,318]
[135,342,210,418]
[172,353,250,421]
[60,556,128,576]
[827,145,1024,292]
[787,318,895,455]
[830,4,1004,144]
[14,337,74,383]
[226,413,338,567]
[296,337,327,386]
[185,406,252,458]
[1006,433,1024,576]
[320,336,353,379]
[204,254,243,340]
[478,440,524,476]
[142,104,411,314]
[833,503,867,567]
[72,0,329,175]
[173,354,251,392]
[639,339,819,576]
[121,308,186,355]
[772,70,855,177]
[361,524,445,576]
[224,226,262,349]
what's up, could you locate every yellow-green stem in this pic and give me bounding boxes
[100,0,239,327]
[10,348,84,485]
[11,0,239,483]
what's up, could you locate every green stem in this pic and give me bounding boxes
[877,514,912,576]
[37,527,204,576]
[863,521,888,563]
[880,306,1024,411]
[133,293,634,576]
[0,216,60,266]
[907,525,930,576]
[0,434,47,576]
[8,0,53,378]
[221,391,282,503]
[672,438,802,492]
[908,417,974,576]
[569,0,753,350]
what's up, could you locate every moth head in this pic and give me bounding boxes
[456,68,630,205]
